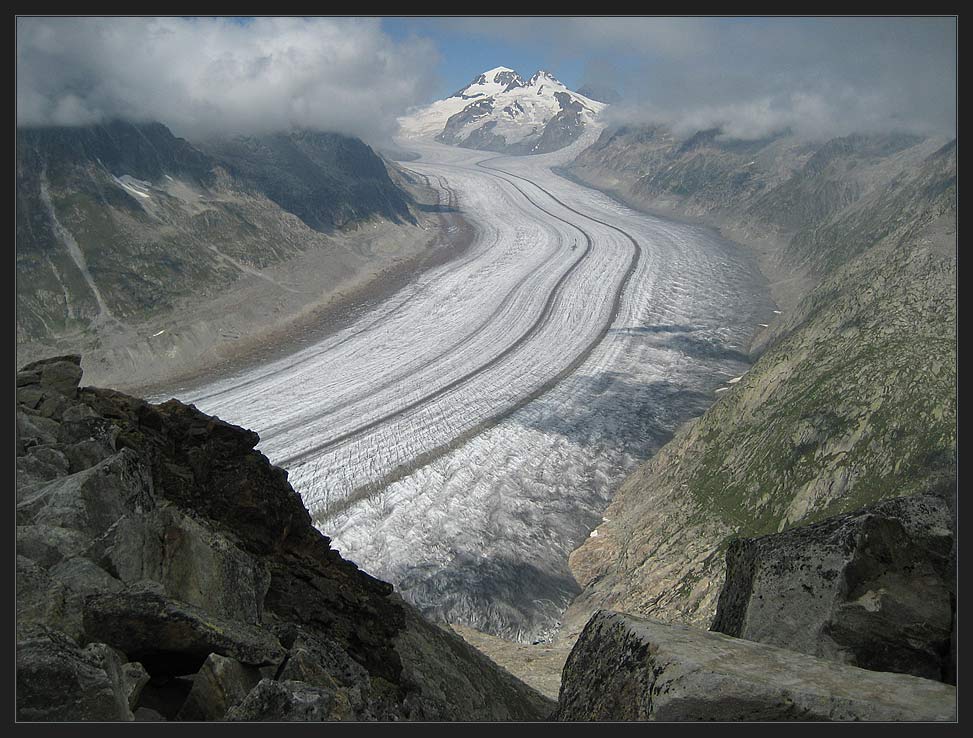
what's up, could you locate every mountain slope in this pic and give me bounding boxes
[398,66,605,155]
[16,120,447,390]
[559,127,956,638]
[16,121,416,341]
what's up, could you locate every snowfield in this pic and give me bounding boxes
[178,128,773,642]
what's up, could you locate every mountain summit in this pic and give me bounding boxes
[398,66,606,155]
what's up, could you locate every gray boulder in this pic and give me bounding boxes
[98,506,270,624]
[225,679,355,721]
[82,643,151,720]
[17,524,89,568]
[16,626,131,721]
[17,448,155,537]
[711,494,954,682]
[83,586,286,675]
[17,555,83,641]
[555,611,956,721]
[176,653,263,721]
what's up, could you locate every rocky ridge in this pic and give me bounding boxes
[16,355,553,721]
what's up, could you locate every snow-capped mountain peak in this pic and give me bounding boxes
[527,70,564,88]
[451,67,526,100]
[398,65,606,156]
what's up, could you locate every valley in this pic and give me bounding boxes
[167,130,775,643]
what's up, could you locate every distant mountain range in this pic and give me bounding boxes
[398,66,606,155]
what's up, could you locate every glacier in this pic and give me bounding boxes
[176,127,774,642]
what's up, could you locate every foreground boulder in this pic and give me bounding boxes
[710,494,955,683]
[15,356,553,721]
[555,611,956,721]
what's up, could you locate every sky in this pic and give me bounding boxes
[17,16,957,145]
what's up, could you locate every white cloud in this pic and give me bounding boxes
[436,16,957,140]
[16,17,440,144]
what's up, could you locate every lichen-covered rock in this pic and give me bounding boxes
[97,506,271,623]
[176,654,263,721]
[17,448,154,536]
[50,555,124,596]
[16,555,83,641]
[555,611,956,721]
[17,524,88,568]
[19,354,84,395]
[16,626,130,721]
[225,679,356,721]
[82,587,287,675]
[711,493,954,682]
[82,643,150,720]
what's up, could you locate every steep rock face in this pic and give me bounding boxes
[16,120,416,344]
[15,355,553,721]
[710,494,955,683]
[554,611,956,721]
[559,128,955,638]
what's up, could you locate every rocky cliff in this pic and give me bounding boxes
[559,127,956,637]
[16,355,553,721]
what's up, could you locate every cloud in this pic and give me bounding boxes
[433,16,957,140]
[16,17,440,144]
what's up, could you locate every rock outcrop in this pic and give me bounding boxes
[711,494,955,683]
[554,611,956,722]
[15,355,553,721]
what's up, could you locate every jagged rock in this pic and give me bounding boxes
[17,524,89,568]
[17,555,83,640]
[176,654,263,721]
[16,356,85,419]
[16,625,130,721]
[82,587,286,676]
[711,494,954,682]
[19,354,84,394]
[63,438,117,473]
[16,361,554,722]
[555,611,956,721]
[99,506,270,623]
[274,625,367,689]
[83,643,150,720]
[50,556,124,596]
[16,409,61,456]
[17,448,154,536]
[16,446,70,492]
[225,679,355,721]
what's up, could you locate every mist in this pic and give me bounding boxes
[16,17,439,145]
[436,16,957,140]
